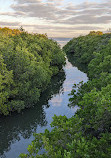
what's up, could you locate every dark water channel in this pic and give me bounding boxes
[0,57,88,158]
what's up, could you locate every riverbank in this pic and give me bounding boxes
[20,32,111,158]
[0,57,88,158]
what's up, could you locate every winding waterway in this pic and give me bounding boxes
[0,57,88,158]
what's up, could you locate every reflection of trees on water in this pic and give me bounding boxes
[0,70,66,157]
[66,53,88,73]
[0,101,46,158]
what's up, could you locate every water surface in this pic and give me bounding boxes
[0,58,88,158]
[50,37,72,47]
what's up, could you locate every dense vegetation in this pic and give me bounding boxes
[0,70,66,157]
[0,27,65,115]
[19,31,111,158]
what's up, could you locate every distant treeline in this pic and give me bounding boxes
[20,31,111,157]
[0,27,65,115]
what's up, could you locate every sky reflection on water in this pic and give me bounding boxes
[0,55,88,158]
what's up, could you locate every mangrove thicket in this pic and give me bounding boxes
[20,31,111,158]
[0,27,65,115]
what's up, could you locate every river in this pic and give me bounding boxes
[0,38,88,158]
[0,56,88,158]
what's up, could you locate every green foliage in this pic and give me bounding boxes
[0,27,65,115]
[19,32,111,157]
[63,33,111,64]
[0,55,13,115]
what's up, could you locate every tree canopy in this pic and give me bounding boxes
[0,27,65,115]
[20,32,111,158]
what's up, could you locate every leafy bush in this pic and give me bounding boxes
[19,32,111,158]
[0,28,65,115]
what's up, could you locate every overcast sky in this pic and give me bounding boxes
[0,0,111,37]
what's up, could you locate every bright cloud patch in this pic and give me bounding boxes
[0,0,110,37]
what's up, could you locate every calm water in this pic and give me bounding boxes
[50,37,72,48]
[0,57,88,158]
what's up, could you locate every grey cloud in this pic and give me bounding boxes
[78,9,109,16]
[47,0,64,6]
[11,1,58,20]
[61,15,111,25]
[15,0,41,4]
[72,26,104,30]
[23,24,103,31]
[10,0,111,25]
[0,11,26,16]
[0,21,20,26]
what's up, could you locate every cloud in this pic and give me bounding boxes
[58,15,111,25]
[0,21,20,26]
[11,0,59,20]
[0,11,26,16]
[50,96,62,107]
[10,0,111,25]
[23,24,103,30]
[0,0,110,37]
[15,0,41,4]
